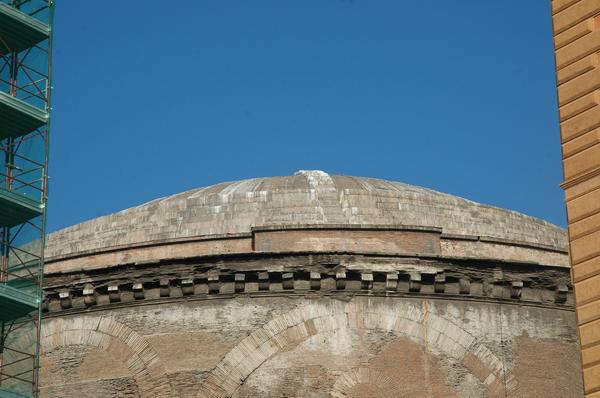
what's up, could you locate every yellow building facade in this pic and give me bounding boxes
[551,0,600,396]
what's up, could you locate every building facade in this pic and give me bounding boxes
[550,0,600,396]
[29,171,582,397]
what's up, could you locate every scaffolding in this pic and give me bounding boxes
[0,0,53,396]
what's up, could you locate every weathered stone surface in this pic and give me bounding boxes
[33,171,580,397]
[39,296,582,397]
[44,171,567,264]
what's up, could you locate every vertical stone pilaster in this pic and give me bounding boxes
[551,3,600,394]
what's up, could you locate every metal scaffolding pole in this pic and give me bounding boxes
[0,0,53,396]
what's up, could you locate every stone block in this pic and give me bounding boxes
[578,300,600,325]
[160,279,171,297]
[552,0,582,15]
[83,284,96,306]
[108,285,120,303]
[560,102,600,142]
[553,0,600,34]
[434,274,446,293]
[562,126,600,159]
[409,272,422,293]
[567,186,600,223]
[277,272,291,290]
[557,285,569,304]
[560,90,599,121]
[571,229,600,264]
[574,256,600,283]
[258,272,269,291]
[235,273,245,293]
[554,17,595,49]
[459,278,471,294]
[511,281,523,300]
[386,272,398,291]
[181,279,194,296]
[336,271,346,290]
[557,52,599,85]
[310,272,321,290]
[59,291,72,309]
[133,283,144,300]
[556,29,600,69]
[558,67,600,108]
[208,273,220,294]
[361,272,373,290]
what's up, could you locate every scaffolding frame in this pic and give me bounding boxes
[0,0,53,397]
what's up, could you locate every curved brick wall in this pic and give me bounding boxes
[38,296,581,397]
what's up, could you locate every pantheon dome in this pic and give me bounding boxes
[33,171,581,397]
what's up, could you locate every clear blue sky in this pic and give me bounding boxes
[49,0,565,232]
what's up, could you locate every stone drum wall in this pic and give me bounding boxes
[29,172,582,397]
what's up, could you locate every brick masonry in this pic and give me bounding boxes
[13,171,580,397]
[30,247,581,397]
[34,296,581,397]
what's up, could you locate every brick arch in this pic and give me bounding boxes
[330,367,399,398]
[40,316,172,397]
[197,299,518,397]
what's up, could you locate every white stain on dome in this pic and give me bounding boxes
[294,170,334,189]
[294,170,343,223]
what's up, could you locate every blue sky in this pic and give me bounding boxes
[49,0,564,232]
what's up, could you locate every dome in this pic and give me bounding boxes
[38,171,579,398]
[46,170,566,262]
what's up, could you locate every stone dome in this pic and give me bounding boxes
[46,170,566,262]
[39,171,580,398]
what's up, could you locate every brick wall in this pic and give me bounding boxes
[253,228,441,255]
[37,296,581,397]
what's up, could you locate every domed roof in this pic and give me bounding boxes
[45,170,567,260]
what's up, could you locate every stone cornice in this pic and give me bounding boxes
[43,290,575,320]
[251,224,443,233]
[43,252,573,315]
[44,224,569,275]
[442,233,568,254]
